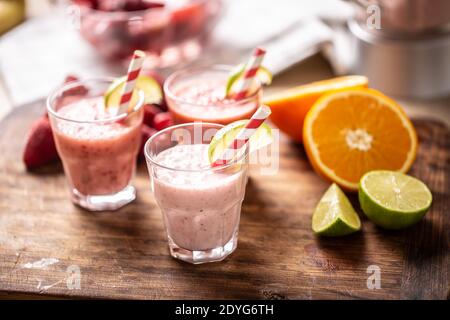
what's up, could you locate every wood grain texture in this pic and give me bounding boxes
[0,101,448,300]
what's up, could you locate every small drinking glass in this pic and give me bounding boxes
[47,78,144,211]
[144,122,249,264]
[164,65,262,125]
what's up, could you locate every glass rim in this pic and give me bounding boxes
[74,0,210,18]
[163,64,262,108]
[46,77,145,124]
[144,122,249,173]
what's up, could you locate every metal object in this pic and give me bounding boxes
[351,0,450,34]
[340,0,450,98]
[346,20,450,98]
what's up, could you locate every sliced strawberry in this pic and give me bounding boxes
[98,0,126,11]
[64,75,79,83]
[97,0,164,12]
[72,0,97,9]
[152,112,173,131]
[23,116,59,170]
[124,0,164,11]
[139,124,157,159]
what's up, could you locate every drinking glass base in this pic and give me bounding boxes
[168,233,238,264]
[71,185,136,211]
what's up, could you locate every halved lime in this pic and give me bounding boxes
[208,120,273,164]
[312,183,361,236]
[225,64,272,97]
[359,171,432,229]
[104,74,162,109]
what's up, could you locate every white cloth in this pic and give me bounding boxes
[0,0,354,106]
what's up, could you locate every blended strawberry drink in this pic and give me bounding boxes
[47,78,144,211]
[145,123,249,264]
[164,65,262,125]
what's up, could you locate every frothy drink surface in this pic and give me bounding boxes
[168,80,258,124]
[53,97,141,195]
[153,144,247,251]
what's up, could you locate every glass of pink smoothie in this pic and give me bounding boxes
[164,65,262,125]
[144,122,249,264]
[47,78,144,211]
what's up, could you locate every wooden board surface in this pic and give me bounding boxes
[0,101,448,300]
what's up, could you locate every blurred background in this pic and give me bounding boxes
[0,0,449,124]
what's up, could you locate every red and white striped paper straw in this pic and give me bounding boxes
[232,47,266,100]
[211,105,272,167]
[117,50,146,114]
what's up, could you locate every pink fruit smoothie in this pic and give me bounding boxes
[167,80,260,125]
[53,97,142,195]
[153,144,248,251]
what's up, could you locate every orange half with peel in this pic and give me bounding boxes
[264,76,368,142]
[303,88,417,192]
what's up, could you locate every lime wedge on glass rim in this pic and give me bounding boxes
[104,74,162,109]
[208,120,273,164]
[359,170,432,230]
[312,183,361,237]
[225,64,273,97]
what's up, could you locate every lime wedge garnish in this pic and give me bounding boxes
[359,171,432,229]
[208,120,273,164]
[312,184,361,236]
[225,64,272,97]
[104,74,162,109]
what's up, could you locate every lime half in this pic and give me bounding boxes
[312,183,361,236]
[359,170,432,229]
[208,120,273,164]
[225,64,272,97]
[104,74,162,109]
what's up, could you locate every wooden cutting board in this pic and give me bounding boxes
[0,101,448,300]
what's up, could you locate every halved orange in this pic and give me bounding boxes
[303,88,417,192]
[264,76,368,142]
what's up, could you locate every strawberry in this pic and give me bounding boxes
[139,124,157,159]
[124,0,164,11]
[143,103,161,127]
[97,0,164,12]
[63,75,88,96]
[23,116,59,170]
[98,0,126,11]
[72,0,98,9]
[152,112,173,131]
[64,75,79,83]
[158,95,168,112]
